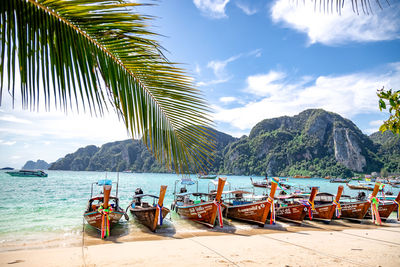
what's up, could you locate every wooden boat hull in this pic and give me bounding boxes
[224,200,271,226]
[175,202,223,228]
[365,203,398,221]
[336,201,370,220]
[84,210,124,230]
[276,204,307,223]
[307,204,336,222]
[130,206,170,232]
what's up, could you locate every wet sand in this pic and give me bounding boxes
[1,218,399,266]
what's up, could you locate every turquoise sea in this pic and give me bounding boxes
[1,170,398,251]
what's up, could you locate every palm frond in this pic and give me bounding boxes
[302,0,392,15]
[0,0,215,174]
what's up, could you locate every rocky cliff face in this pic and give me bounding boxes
[223,109,381,177]
[50,128,237,173]
[22,159,50,170]
[50,109,397,176]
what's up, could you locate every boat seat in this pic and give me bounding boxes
[142,202,150,208]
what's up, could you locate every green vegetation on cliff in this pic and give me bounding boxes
[50,109,399,177]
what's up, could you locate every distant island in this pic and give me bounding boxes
[0,167,14,170]
[22,159,50,170]
[49,109,400,177]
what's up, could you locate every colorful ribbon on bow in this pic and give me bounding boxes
[156,204,163,225]
[267,196,275,225]
[214,200,223,228]
[272,177,287,194]
[333,199,341,218]
[98,205,113,238]
[301,200,315,220]
[392,199,399,221]
[368,195,381,225]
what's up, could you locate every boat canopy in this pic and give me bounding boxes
[133,194,159,199]
[97,179,112,186]
[181,178,196,185]
[176,192,211,197]
[210,179,229,186]
[222,190,252,195]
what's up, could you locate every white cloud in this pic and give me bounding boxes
[369,120,384,127]
[0,140,16,146]
[197,54,241,86]
[236,2,258,15]
[245,71,286,96]
[213,63,400,131]
[193,0,230,19]
[219,96,237,104]
[271,0,400,45]
[363,120,385,134]
[194,63,201,75]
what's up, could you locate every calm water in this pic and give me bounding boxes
[0,170,398,250]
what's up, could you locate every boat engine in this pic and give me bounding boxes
[134,188,143,206]
[179,187,187,193]
[356,191,366,200]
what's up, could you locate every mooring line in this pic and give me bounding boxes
[302,221,400,246]
[81,217,87,267]
[174,226,240,267]
[234,224,372,267]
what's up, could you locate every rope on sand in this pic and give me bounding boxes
[81,217,87,267]
[303,221,400,246]
[174,223,240,267]
[233,224,374,267]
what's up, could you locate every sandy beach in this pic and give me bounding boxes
[1,220,399,267]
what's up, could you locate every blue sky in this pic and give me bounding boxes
[1,0,400,168]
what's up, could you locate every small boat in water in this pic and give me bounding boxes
[198,174,217,179]
[330,178,350,183]
[83,179,128,238]
[346,182,382,191]
[127,185,170,232]
[250,177,291,190]
[222,178,279,226]
[171,177,226,228]
[6,169,48,177]
[275,187,318,224]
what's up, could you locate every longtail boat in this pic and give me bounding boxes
[306,186,344,223]
[83,179,128,238]
[222,178,279,226]
[346,182,382,191]
[198,174,217,179]
[171,177,226,228]
[275,187,318,224]
[127,185,170,232]
[337,182,381,221]
[365,191,400,222]
[330,178,350,183]
[250,177,291,190]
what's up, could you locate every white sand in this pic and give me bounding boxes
[1,227,399,267]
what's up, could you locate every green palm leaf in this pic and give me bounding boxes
[307,0,391,15]
[0,0,215,174]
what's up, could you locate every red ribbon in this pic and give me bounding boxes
[214,200,223,228]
